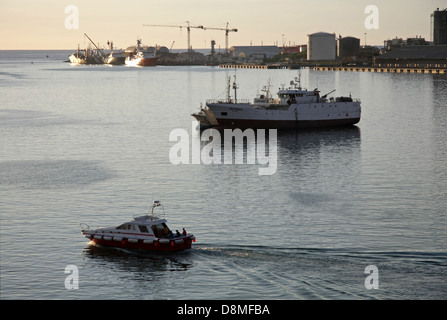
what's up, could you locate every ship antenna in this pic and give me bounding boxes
[233,73,238,103]
[295,70,302,90]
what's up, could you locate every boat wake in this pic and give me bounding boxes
[81,242,447,299]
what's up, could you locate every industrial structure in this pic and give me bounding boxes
[337,36,360,61]
[142,22,237,53]
[307,32,337,61]
[143,21,204,52]
[281,45,307,54]
[373,45,447,69]
[229,46,279,62]
[372,8,447,70]
[431,8,447,45]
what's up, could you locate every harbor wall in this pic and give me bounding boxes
[313,66,447,74]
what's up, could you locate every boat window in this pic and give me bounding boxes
[116,223,135,230]
[151,223,171,238]
[138,225,149,233]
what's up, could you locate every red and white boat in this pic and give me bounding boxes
[81,201,195,252]
[125,39,157,67]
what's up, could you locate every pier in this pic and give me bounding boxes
[313,66,447,74]
[219,64,269,69]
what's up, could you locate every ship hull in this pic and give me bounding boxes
[69,54,87,65]
[106,56,125,65]
[138,58,157,66]
[125,57,157,67]
[213,117,360,129]
[90,237,192,252]
[83,232,195,252]
[207,102,361,129]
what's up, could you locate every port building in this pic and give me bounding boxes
[307,32,337,61]
[373,45,447,69]
[432,8,447,45]
[229,46,280,61]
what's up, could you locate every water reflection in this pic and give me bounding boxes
[276,126,361,152]
[82,243,194,274]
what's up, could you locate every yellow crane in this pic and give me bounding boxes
[142,21,204,52]
[203,23,238,54]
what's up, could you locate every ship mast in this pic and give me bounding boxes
[233,74,238,103]
[226,76,232,102]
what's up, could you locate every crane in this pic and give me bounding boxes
[142,21,204,52]
[203,23,238,54]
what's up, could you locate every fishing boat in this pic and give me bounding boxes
[203,74,361,129]
[69,34,106,65]
[125,39,157,67]
[69,45,104,65]
[80,200,195,252]
[104,41,125,65]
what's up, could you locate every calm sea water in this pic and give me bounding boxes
[0,50,446,300]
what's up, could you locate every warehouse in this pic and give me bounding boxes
[373,45,447,68]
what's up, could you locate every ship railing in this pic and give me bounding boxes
[206,99,250,104]
[80,223,105,232]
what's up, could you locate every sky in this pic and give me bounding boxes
[1,0,446,50]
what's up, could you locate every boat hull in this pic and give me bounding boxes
[213,117,360,129]
[69,54,104,65]
[84,233,194,252]
[125,57,157,67]
[106,56,125,65]
[207,101,361,129]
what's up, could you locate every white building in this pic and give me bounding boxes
[307,32,337,61]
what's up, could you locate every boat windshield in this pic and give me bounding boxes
[151,223,171,238]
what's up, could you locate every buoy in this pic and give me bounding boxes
[113,237,122,242]
[143,239,154,244]
[128,238,138,244]
[122,239,128,245]
[171,241,175,247]
[154,241,159,247]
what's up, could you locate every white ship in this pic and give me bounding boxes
[203,75,361,129]
[125,39,157,67]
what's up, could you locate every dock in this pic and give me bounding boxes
[219,64,291,69]
[313,66,447,74]
[219,64,269,69]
